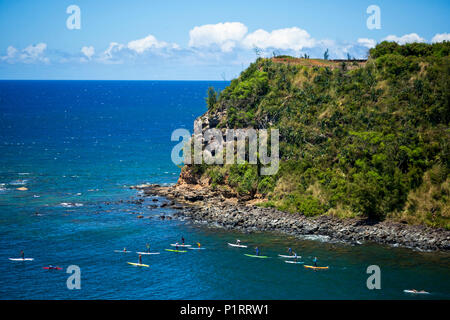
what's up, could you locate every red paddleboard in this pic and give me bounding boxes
[43,266,62,270]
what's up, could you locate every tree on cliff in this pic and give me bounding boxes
[206,87,217,110]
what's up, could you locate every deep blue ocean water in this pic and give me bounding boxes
[0,80,449,300]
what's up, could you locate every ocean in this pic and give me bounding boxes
[0,80,449,299]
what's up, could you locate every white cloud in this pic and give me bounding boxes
[189,22,248,52]
[127,34,178,53]
[383,33,426,45]
[431,33,450,43]
[97,35,180,63]
[98,42,125,63]
[81,46,95,59]
[6,46,18,58]
[357,38,376,49]
[1,43,49,63]
[243,27,315,51]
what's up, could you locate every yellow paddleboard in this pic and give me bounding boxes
[127,262,149,267]
[304,265,329,270]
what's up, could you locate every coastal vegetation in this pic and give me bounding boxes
[188,41,450,229]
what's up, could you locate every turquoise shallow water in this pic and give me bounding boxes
[0,80,449,300]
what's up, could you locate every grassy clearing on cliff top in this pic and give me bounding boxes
[191,41,450,229]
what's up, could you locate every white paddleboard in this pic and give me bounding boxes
[170,244,191,247]
[9,258,34,261]
[228,243,248,248]
[279,254,302,259]
[114,250,132,253]
[188,247,206,250]
[136,252,160,255]
[285,260,304,264]
[403,290,430,295]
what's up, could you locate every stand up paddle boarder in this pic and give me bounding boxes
[181,236,185,245]
[294,252,298,262]
[146,243,150,253]
[313,256,318,267]
[255,246,260,256]
[138,254,142,265]
[288,247,292,256]
[20,250,24,260]
[236,239,241,245]
[196,242,201,248]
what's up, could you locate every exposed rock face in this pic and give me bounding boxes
[131,184,450,252]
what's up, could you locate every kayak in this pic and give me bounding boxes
[165,249,187,253]
[114,250,131,253]
[170,244,191,247]
[188,247,205,250]
[404,290,430,295]
[278,254,302,259]
[127,262,149,267]
[304,265,329,270]
[9,258,34,261]
[244,254,269,259]
[136,252,160,255]
[285,261,304,264]
[228,243,248,248]
[43,266,62,270]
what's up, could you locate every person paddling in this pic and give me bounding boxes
[146,243,150,253]
[181,236,185,245]
[293,252,298,263]
[288,247,292,256]
[313,256,318,267]
[20,250,24,260]
[196,242,201,248]
[236,239,241,245]
[255,246,260,256]
[138,254,142,265]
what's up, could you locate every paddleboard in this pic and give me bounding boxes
[127,262,149,267]
[170,244,191,247]
[136,252,160,255]
[228,243,248,248]
[403,290,430,295]
[278,254,302,259]
[188,247,205,250]
[114,250,131,253]
[285,261,304,264]
[165,249,187,253]
[43,266,62,270]
[304,265,329,270]
[9,258,34,261]
[244,254,269,259]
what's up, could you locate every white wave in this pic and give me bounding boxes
[59,202,84,208]
[299,234,331,242]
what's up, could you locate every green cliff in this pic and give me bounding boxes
[185,41,450,229]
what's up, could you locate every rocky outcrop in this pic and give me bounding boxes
[131,183,450,251]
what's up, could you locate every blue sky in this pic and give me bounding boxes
[0,0,449,79]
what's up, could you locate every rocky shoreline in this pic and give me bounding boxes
[131,183,450,252]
